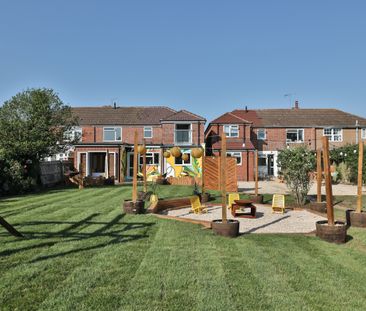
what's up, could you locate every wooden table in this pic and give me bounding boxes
[231,199,256,218]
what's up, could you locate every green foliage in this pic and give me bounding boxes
[336,162,352,184]
[330,144,366,184]
[277,146,316,206]
[0,88,77,194]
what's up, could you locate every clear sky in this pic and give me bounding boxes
[1,0,365,122]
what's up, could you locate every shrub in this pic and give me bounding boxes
[277,146,316,206]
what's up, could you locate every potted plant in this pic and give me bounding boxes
[316,137,347,243]
[211,132,239,237]
[249,150,264,204]
[347,141,366,227]
[123,130,145,214]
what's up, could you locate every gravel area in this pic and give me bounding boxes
[165,204,326,234]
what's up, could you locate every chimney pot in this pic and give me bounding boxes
[294,101,299,109]
[113,102,117,109]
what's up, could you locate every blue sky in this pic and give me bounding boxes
[1,0,365,122]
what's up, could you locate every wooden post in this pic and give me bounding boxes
[322,136,334,225]
[143,140,147,193]
[221,132,227,223]
[132,130,138,202]
[356,141,364,213]
[317,149,322,203]
[201,148,205,195]
[119,146,126,184]
[255,150,259,196]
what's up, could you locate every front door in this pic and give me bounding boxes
[267,154,274,176]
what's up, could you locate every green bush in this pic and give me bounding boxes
[277,146,316,206]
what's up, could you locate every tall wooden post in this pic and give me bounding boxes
[322,136,334,225]
[132,130,138,202]
[143,140,147,193]
[255,150,259,196]
[221,132,227,222]
[316,149,322,203]
[356,141,364,213]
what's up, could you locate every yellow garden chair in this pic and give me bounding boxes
[190,196,208,214]
[227,193,240,210]
[272,194,285,214]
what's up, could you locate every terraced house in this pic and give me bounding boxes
[70,105,206,183]
[205,101,366,181]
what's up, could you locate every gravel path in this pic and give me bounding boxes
[166,204,326,234]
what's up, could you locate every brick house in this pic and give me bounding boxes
[205,102,366,181]
[71,106,206,182]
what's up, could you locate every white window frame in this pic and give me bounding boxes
[224,125,239,138]
[139,152,160,165]
[103,127,122,142]
[174,151,191,166]
[257,128,266,140]
[174,123,192,145]
[323,128,343,142]
[144,126,153,139]
[63,126,82,142]
[362,128,366,140]
[226,152,242,166]
[286,129,304,143]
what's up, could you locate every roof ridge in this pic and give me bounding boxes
[228,111,252,123]
[179,109,206,120]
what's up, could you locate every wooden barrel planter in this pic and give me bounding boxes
[316,220,347,244]
[308,202,327,213]
[123,200,145,214]
[346,210,366,228]
[249,194,264,204]
[211,219,239,238]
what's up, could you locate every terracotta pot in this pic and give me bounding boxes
[308,202,327,213]
[170,146,181,158]
[346,210,366,228]
[123,200,145,214]
[191,148,203,158]
[211,219,239,238]
[316,220,347,244]
[249,194,264,204]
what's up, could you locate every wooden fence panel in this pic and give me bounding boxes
[204,156,237,192]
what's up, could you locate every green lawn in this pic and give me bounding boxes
[1,185,366,310]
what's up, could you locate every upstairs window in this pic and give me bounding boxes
[286,129,304,143]
[144,126,153,138]
[175,124,192,144]
[257,129,266,140]
[103,127,122,142]
[362,128,366,140]
[323,128,342,142]
[224,125,239,137]
[63,127,82,142]
[226,152,242,165]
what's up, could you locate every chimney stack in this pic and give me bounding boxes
[294,100,299,109]
[113,102,117,109]
[245,105,248,113]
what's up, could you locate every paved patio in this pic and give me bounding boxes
[238,181,364,196]
[165,204,326,234]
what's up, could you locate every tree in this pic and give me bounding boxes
[0,88,77,193]
[0,88,77,162]
[277,146,316,206]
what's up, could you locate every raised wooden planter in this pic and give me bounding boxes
[316,220,347,244]
[211,219,239,238]
[167,176,202,186]
[346,210,366,228]
[148,197,191,214]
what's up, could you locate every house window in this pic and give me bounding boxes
[175,153,191,165]
[139,152,160,165]
[362,128,366,139]
[258,156,267,166]
[286,129,304,143]
[175,124,192,144]
[257,129,266,140]
[103,127,122,142]
[144,126,153,138]
[63,127,82,142]
[226,152,242,165]
[323,128,342,142]
[224,125,239,137]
